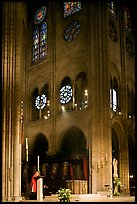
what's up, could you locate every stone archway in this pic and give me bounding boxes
[112,128,120,194]
[128,135,135,195]
[112,128,119,164]
[61,126,88,158]
[30,133,49,166]
[111,122,130,195]
[60,126,88,194]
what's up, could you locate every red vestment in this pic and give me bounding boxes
[31,172,40,193]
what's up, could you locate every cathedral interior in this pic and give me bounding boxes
[2,1,135,202]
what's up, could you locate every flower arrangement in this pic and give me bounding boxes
[56,188,72,202]
[113,177,122,196]
[113,177,122,186]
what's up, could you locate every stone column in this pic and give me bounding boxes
[88,2,112,193]
[2,2,27,201]
[49,3,56,154]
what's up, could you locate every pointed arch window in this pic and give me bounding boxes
[127,86,135,117]
[33,6,47,62]
[59,77,73,112]
[75,72,88,110]
[64,2,81,17]
[32,84,50,120]
[123,6,131,31]
[108,1,116,18]
[60,78,73,104]
[110,77,118,112]
[110,89,117,111]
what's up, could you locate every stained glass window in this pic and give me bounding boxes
[64,2,81,17]
[35,94,47,110]
[34,6,46,25]
[110,89,117,111]
[33,6,47,62]
[64,21,80,42]
[60,85,73,104]
[125,36,134,57]
[33,27,39,62]
[40,22,47,59]
[108,1,116,18]
[123,6,131,31]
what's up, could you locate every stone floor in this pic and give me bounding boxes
[18,194,135,202]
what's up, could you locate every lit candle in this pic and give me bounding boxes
[26,138,28,162]
[37,156,39,171]
[25,138,28,150]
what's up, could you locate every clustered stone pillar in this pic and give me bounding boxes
[2,2,26,201]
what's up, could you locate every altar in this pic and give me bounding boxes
[66,180,88,194]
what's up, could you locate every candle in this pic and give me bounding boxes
[26,138,28,150]
[26,138,28,162]
[26,149,28,162]
[37,156,39,171]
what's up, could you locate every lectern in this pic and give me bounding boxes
[37,178,43,201]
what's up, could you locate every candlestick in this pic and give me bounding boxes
[37,156,39,171]
[26,149,28,162]
[26,138,28,150]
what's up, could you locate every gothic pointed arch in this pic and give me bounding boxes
[60,126,88,158]
[111,120,130,194]
[29,133,49,167]
[112,128,119,163]
[128,133,135,195]
[75,71,88,110]
[60,126,88,180]
[59,77,73,111]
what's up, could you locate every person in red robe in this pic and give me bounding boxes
[30,169,40,199]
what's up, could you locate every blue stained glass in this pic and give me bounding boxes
[40,22,47,57]
[33,28,39,39]
[64,2,81,17]
[33,8,47,62]
[33,34,39,40]
[41,22,47,29]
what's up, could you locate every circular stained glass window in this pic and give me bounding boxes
[35,94,47,109]
[64,21,80,42]
[60,85,72,104]
[34,6,46,25]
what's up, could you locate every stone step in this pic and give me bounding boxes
[43,193,104,202]
[97,191,109,196]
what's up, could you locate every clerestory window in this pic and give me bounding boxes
[64,2,81,17]
[33,6,47,62]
